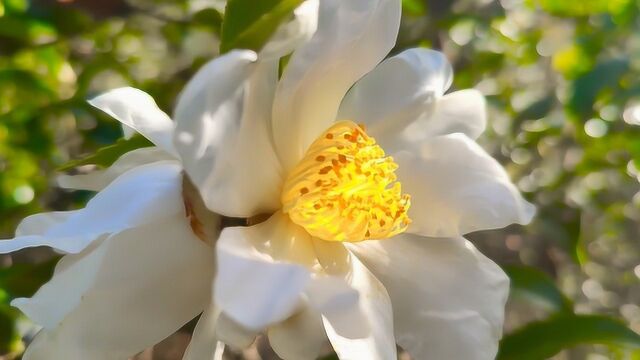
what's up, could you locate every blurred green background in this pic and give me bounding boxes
[0,0,639,359]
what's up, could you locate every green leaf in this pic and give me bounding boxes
[402,0,426,16]
[57,135,153,171]
[0,258,59,299]
[0,304,21,355]
[504,265,573,313]
[497,315,640,360]
[192,8,224,35]
[568,59,628,118]
[530,0,632,16]
[220,0,303,53]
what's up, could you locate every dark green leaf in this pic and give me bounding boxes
[0,304,21,354]
[568,59,628,118]
[220,0,303,53]
[192,8,224,35]
[497,315,640,360]
[504,265,573,313]
[57,135,153,171]
[0,258,59,299]
[402,0,426,16]
[514,95,555,122]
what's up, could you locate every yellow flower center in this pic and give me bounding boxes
[281,120,411,242]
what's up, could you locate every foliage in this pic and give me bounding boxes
[0,0,639,358]
[220,0,304,53]
[498,315,640,360]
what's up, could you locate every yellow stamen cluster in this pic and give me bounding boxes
[281,121,411,242]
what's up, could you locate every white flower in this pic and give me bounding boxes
[172,0,536,359]
[0,4,319,359]
[0,88,219,359]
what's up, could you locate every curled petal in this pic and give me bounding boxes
[0,162,183,254]
[89,87,177,157]
[395,133,535,237]
[57,148,173,192]
[348,234,509,360]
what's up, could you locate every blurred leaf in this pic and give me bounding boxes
[0,304,21,355]
[220,0,303,53]
[192,8,223,35]
[2,0,28,14]
[0,15,56,44]
[552,44,592,78]
[504,265,573,313]
[513,95,555,133]
[531,0,632,16]
[403,0,426,16]
[497,315,640,360]
[568,59,628,118]
[0,258,59,298]
[57,135,153,171]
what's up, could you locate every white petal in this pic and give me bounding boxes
[0,161,183,254]
[14,211,81,237]
[183,303,220,360]
[57,147,173,192]
[214,213,313,331]
[174,51,283,218]
[399,89,487,149]
[305,275,366,339]
[215,312,258,349]
[12,237,108,329]
[268,305,327,360]
[272,0,401,170]
[395,133,535,237]
[260,0,319,60]
[348,234,510,360]
[321,252,396,360]
[339,48,453,148]
[19,214,214,360]
[89,87,178,157]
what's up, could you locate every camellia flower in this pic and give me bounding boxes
[169,0,536,359]
[0,3,319,359]
[0,0,534,359]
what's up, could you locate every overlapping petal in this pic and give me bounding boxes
[215,312,258,349]
[57,147,173,192]
[267,305,327,360]
[272,0,401,170]
[321,253,396,360]
[183,303,221,360]
[173,50,283,218]
[19,214,214,360]
[260,0,320,60]
[214,214,375,348]
[339,48,452,147]
[214,213,313,330]
[394,133,535,237]
[348,234,510,360]
[89,87,178,157]
[0,162,183,254]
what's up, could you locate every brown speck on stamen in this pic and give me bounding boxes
[300,187,309,195]
[315,155,326,162]
[325,133,334,139]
